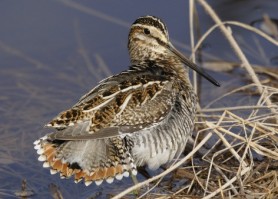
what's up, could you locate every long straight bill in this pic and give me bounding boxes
[168,43,220,87]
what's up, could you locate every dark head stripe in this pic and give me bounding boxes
[133,16,168,36]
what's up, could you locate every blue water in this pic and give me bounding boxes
[0,0,277,198]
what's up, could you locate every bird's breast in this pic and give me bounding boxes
[130,89,197,169]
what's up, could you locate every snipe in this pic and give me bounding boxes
[34,15,220,186]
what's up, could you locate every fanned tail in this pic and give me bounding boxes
[34,135,137,186]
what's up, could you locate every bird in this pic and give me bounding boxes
[34,15,220,186]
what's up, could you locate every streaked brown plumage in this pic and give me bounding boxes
[34,15,219,186]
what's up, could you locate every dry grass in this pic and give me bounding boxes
[0,0,277,198]
[112,1,278,199]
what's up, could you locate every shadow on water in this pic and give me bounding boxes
[0,0,277,198]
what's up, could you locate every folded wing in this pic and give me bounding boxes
[46,68,176,140]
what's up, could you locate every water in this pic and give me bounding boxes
[0,0,277,198]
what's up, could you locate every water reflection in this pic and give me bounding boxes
[0,0,277,198]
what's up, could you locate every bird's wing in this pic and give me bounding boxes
[46,68,177,140]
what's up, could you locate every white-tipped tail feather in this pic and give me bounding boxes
[34,135,138,186]
[115,173,123,180]
[95,180,103,186]
[50,169,57,175]
[38,155,46,162]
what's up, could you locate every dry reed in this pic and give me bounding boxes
[113,0,278,198]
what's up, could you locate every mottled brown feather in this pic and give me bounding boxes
[46,69,174,141]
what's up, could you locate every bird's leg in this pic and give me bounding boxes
[137,166,152,179]
[130,172,139,196]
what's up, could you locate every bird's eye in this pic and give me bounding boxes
[144,28,150,35]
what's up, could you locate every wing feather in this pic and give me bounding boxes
[47,67,177,140]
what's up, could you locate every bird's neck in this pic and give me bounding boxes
[130,57,190,85]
